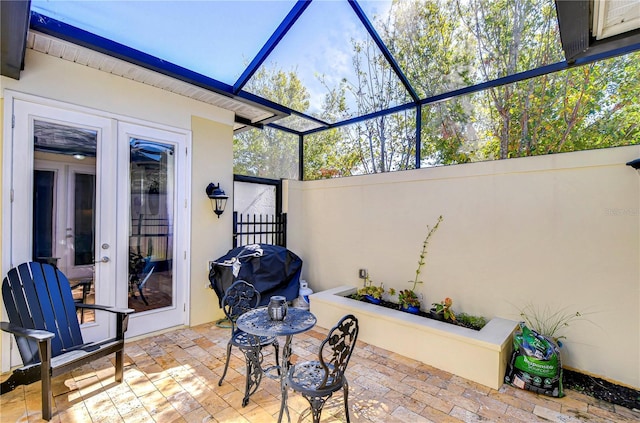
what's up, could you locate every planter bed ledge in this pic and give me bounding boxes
[309,286,519,390]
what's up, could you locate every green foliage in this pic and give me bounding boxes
[233,0,640,180]
[456,313,488,330]
[357,284,385,300]
[233,66,309,179]
[518,303,588,341]
[356,275,386,300]
[398,289,420,307]
[396,215,444,309]
[410,215,443,290]
[432,297,456,321]
[234,127,299,179]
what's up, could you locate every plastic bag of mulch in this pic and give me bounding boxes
[504,322,563,397]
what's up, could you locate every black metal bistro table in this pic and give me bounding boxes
[236,306,317,422]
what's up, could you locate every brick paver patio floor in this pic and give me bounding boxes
[1,322,638,422]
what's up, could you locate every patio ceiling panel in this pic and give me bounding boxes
[271,114,328,133]
[28,15,289,131]
[233,0,311,94]
[25,30,279,131]
[29,0,298,86]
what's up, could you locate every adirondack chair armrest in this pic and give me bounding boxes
[75,304,135,314]
[75,304,134,335]
[0,321,55,341]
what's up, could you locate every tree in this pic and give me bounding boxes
[388,0,477,165]
[234,1,640,181]
[458,0,564,159]
[304,76,360,179]
[456,0,640,158]
[233,66,309,179]
[343,35,414,174]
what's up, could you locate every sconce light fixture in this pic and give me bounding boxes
[206,183,228,218]
[626,158,640,173]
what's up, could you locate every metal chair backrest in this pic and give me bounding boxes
[2,262,84,365]
[220,280,260,332]
[317,314,359,390]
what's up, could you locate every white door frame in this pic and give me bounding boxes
[2,91,191,371]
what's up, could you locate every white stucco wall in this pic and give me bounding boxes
[190,116,233,326]
[287,145,640,389]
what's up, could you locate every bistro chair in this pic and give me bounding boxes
[69,277,92,323]
[0,262,133,420]
[287,314,359,423]
[128,252,154,305]
[218,280,280,406]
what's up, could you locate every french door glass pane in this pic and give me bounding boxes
[33,170,55,259]
[32,119,97,324]
[129,138,175,312]
[74,173,95,266]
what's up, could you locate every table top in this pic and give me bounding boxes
[237,307,317,337]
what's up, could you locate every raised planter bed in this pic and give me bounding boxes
[309,286,519,390]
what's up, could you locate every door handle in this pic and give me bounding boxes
[95,256,110,263]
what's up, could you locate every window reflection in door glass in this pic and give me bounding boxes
[129,139,175,312]
[32,119,97,324]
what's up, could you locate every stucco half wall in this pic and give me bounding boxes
[287,145,640,389]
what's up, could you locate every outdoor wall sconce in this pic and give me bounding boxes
[626,158,640,174]
[206,183,228,218]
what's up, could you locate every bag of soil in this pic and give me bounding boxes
[504,322,563,397]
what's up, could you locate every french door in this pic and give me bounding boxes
[117,122,189,337]
[8,100,116,345]
[3,96,189,369]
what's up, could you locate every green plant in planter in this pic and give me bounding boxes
[400,215,443,309]
[456,313,487,330]
[432,297,456,321]
[517,303,589,345]
[357,284,384,299]
[398,289,420,308]
[356,275,385,300]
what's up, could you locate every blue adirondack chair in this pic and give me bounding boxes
[0,262,134,420]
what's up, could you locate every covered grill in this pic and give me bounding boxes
[209,244,303,307]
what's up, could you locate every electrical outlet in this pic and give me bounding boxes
[358,269,368,279]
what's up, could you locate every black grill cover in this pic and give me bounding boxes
[209,244,303,307]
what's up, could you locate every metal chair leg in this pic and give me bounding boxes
[241,336,263,407]
[218,342,232,386]
[344,378,350,423]
[273,341,280,376]
[138,284,149,305]
[307,395,328,423]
